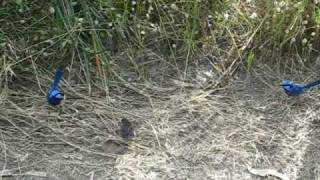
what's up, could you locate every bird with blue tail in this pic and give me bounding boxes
[47,69,64,106]
[281,79,320,96]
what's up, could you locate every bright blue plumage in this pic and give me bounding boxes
[47,69,64,106]
[281,79,320,96]
[303,79,320,89]
[51,69,63,90]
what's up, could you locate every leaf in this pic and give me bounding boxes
[246,50,255,69]
[15,0,22,5]
[315,8,320,26]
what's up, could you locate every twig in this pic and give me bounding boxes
[247,165,289,180]
[0,170,47,178]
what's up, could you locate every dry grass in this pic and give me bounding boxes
[0,64,320,180]
[2,1,320,179]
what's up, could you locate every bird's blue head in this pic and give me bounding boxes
[47,89,64,106]
[280,80,304,96]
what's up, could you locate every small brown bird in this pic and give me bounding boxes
[118,118,134,140]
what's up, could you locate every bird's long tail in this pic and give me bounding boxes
[303,79,320,89]
[51,69,63,89]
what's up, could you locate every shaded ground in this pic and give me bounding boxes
[298,121,320,180]
[0,65,319,179]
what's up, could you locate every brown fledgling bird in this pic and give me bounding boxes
[118,118,134,140]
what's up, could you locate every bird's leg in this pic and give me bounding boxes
[289,95,303,107]
[58,104,63,115]
[58,94,66,115]
[58,96,65,115]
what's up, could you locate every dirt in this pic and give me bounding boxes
[1,65,320,179]
[297,122,320,180]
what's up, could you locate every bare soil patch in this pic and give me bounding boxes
[0,66,319,179]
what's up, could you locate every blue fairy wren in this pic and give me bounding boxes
[281,79,320,96]
[47,69,64,106]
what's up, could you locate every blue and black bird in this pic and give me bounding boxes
[47,69,64,106]
[281,79,320,96]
